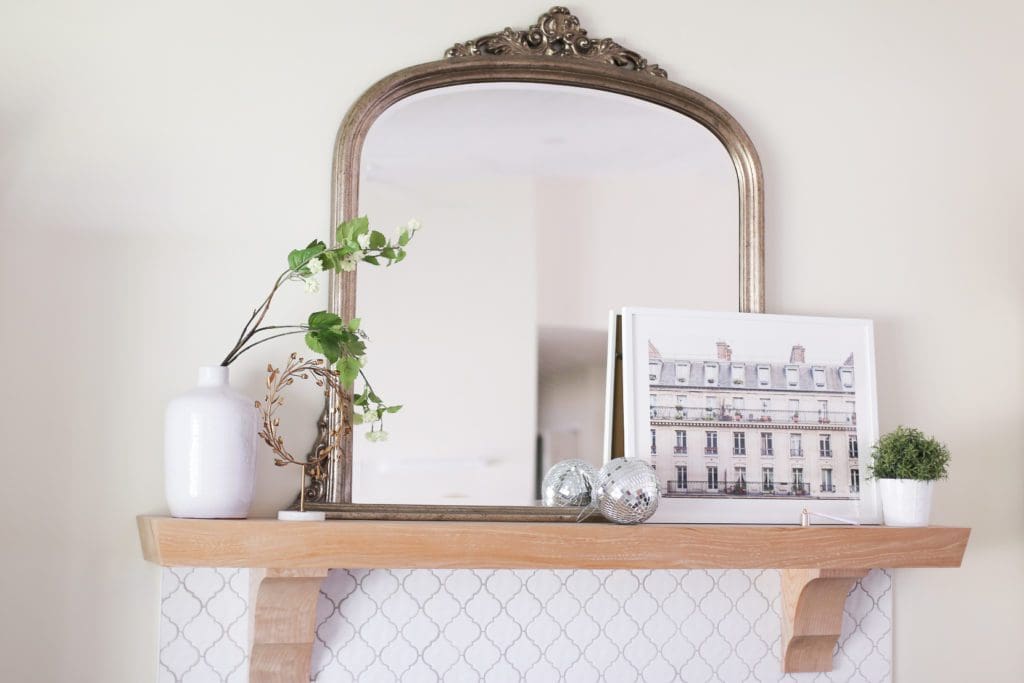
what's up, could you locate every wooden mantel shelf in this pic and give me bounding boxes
[139,516,968,569]
[138,516,968,680]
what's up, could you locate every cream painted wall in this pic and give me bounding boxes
[0,1,1020,681]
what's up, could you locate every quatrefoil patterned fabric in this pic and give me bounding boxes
[159,568,892,682]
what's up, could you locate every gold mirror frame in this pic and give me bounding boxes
[305,7,765,517]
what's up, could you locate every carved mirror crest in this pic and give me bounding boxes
[303,7,764,519]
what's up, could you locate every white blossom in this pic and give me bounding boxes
[339,251,363,272]
[357,233,371,250]
[303,277,320,294]
[407,218,421,233]
[306,257,323,275]
[366,429,389,443]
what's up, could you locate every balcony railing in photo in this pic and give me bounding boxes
[664,480,843,497]
[650,406,856,426]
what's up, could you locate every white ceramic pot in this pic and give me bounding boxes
[164,366,257,518]
[877,479,934,527]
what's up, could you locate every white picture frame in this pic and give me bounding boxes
[620,308,881,524]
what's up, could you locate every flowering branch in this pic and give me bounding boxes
[222,216,420,437]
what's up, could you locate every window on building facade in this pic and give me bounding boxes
[735,466,746,483]
[760,398,770,417]
[818,399,829,421]
[785,365,799,387]
[819,433,832,457]
[650,393,659,419]
[822,468,834,492]
[705,431,718,454]
[675,430,687,453]
[789,398,800,418]
[762,467,774,491]
[792,467,804,487]
[840,367,854,389]
[849,434,858,458]
[649,361,661,381]
[790,433,803,456]
[676,465,687,490]
[757,365,770,387]
[705,396,716,417]
[850,468,860,493]
[650,429,657,454]
[732,397,744,415]
[761,432,773,456]
[674,395,687,418]
[812,366,826,388]
[845,400,856,423]
[731,363,745,385]
[707,466,719,490]
[675,362,690,383]
[704,362,718,385]
[733,431,746,455]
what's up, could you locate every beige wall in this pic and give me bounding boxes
[1,1,1020,681]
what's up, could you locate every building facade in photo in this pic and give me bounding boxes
[648,340,859,499]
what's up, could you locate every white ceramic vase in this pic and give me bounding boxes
[877,479,934,527]
[164,366,257,518]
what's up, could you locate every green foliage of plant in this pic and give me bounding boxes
[867,426,950,481]
[221,216,420,439]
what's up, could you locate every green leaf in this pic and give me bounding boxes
[385,405,402,413]
[348,317,361,331]
[315,330,344,364]
[287,241,326,272]
[319,250,338,270]
[381,247,396,260]
[362,255,380,266]
[398,230,411,247]
[393,249,406,263]
[368,230,386,250]
[304,332,323,354]
[336,216,369,243]
[337,356,361,388]
[351,412,364,425]
[308,311,343,330]
[345,338,366,358]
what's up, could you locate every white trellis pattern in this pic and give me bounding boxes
[159,568,891,682]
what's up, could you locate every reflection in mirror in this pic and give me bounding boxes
[352,83,738,505]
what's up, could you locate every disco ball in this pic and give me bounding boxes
[595,459,660,524]
[541,459,597,507]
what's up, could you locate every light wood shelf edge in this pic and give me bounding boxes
[137,516,969,570]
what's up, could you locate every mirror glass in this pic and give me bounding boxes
[352,83,738,505]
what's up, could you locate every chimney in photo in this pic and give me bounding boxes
[716,341,732,360]
[790,344,806,364]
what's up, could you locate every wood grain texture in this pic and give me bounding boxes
[249,568,328,683]
[138,516,969,570]
[780,568,869,673]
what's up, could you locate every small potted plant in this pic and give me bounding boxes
[868,426,950,526]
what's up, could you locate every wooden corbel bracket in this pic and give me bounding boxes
[780,568,870,673]
[249,568,329,683]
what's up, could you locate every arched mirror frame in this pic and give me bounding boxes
[309,8,765,514]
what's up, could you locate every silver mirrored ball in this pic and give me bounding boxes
[595,459,660,524]
[541,459,598,507]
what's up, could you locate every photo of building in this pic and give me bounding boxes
[647,339,860,500]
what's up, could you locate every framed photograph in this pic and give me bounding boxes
[621,308,880,524]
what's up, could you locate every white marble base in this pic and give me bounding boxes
[277,509,326,521]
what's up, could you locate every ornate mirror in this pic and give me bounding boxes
[306,7,764,519]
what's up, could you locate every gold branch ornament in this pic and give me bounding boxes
[256,353,344,512]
